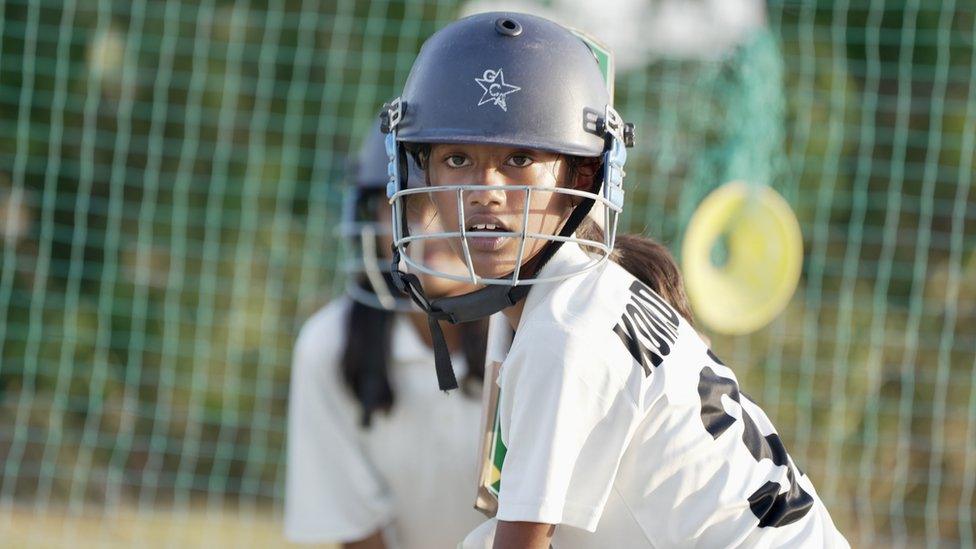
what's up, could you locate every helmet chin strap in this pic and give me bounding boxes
[391,194,596,391]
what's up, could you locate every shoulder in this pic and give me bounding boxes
[506,320,617,392]
[292,297,352,380]
[517,260,714,399]
[507,264,646,399]
[297,297,351,347]
[524,258,637,333]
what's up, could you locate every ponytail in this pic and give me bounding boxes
[577,219,695,324]
[342,295,396,427]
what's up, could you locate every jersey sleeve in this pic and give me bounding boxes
[459,518,498,549]
[283,302,394,543]
[495,321,640,532]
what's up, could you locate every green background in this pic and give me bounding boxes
[0,1,973,546]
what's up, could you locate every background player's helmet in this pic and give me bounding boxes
[383,11,634,287]
[340,121,416,311]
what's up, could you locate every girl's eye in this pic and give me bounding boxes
[445,155,470,168]
[507,155,534,168]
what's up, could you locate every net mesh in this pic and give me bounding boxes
[0,1,973,546]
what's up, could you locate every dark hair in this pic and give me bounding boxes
[341,280,488,427]
[407,143,430,170]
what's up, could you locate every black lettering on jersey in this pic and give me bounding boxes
[612,280,680,377]
[613,315,657,376]
[698,359,814,528]
[748,465,812,527]
[630,281,680,337]
[698,369,738,438]
[706,348,725,365]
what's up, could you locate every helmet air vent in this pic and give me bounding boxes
[495,17,522,37]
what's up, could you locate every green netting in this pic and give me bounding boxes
[0,1,973,546]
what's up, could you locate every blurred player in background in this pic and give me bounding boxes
[382,12,848,548]
[284,123,489,548]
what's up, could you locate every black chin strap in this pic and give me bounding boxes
[394,196,596,392]
[426,315,455,392]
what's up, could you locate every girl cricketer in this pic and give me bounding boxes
[284,124,489,548]
[381,12,849,549]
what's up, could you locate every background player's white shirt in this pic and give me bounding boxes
[465,242,849,548]
[285,296,485,548]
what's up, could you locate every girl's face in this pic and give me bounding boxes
[388,195,481,299]
[423,143,585,281]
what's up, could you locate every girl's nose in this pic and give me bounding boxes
[465,168,507,208]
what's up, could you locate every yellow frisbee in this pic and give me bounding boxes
[681,181,803,335]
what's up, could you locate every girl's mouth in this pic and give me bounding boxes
[466,221,511,252]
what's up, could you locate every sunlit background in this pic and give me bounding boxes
[0,0,973,546]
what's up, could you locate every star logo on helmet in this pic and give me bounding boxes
[475,68,521,112]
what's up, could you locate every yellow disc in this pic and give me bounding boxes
[682,181,803,335]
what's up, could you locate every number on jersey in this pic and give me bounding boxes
[697,350,814,528]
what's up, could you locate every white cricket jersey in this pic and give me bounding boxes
[464,242,849,548]
[284,296,485,548]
